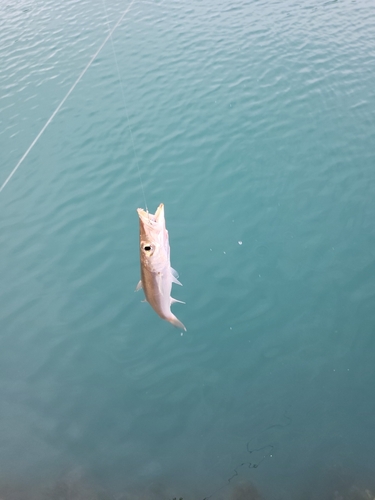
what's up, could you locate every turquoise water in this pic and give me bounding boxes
[1,0,375,498]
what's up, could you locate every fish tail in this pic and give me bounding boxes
[167,314,186,332]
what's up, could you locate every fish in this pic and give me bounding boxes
[136,203,186,331]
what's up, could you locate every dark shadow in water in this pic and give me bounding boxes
[0,467,375,500]
[0,432,375,500]
[230,482,264,500]
[0,467,110,500]
[297,464,375,500]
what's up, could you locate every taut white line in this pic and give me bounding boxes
[0,0,136,193]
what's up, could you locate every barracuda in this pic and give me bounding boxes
[136,203,186,331]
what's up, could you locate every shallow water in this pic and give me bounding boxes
[1,0,375,498]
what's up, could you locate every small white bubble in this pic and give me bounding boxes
[181,332,183,336]
[238,241,242,245]
[259,274,261,277]
[210,248,212,251]
[223,251,226,254]
[230,327,232,330]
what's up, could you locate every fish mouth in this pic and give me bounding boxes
[137,203,165,227]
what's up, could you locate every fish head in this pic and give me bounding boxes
[137,203,169,272]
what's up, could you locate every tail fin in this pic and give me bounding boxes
[167,314,187,331]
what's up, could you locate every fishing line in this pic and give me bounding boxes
[101,0,148,212]
[0,0,136,194]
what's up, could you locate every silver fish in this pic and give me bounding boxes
[136,203,186,331]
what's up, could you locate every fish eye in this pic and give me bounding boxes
[141,241,154,255]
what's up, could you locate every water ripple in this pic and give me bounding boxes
[1,0,375,495]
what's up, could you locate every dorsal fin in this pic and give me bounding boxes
[171,267,179,278]
[170,297,185,305]
[171,267,182,286]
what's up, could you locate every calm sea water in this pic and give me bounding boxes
[1,0,375,498]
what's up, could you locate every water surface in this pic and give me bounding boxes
[1,0,375,498]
